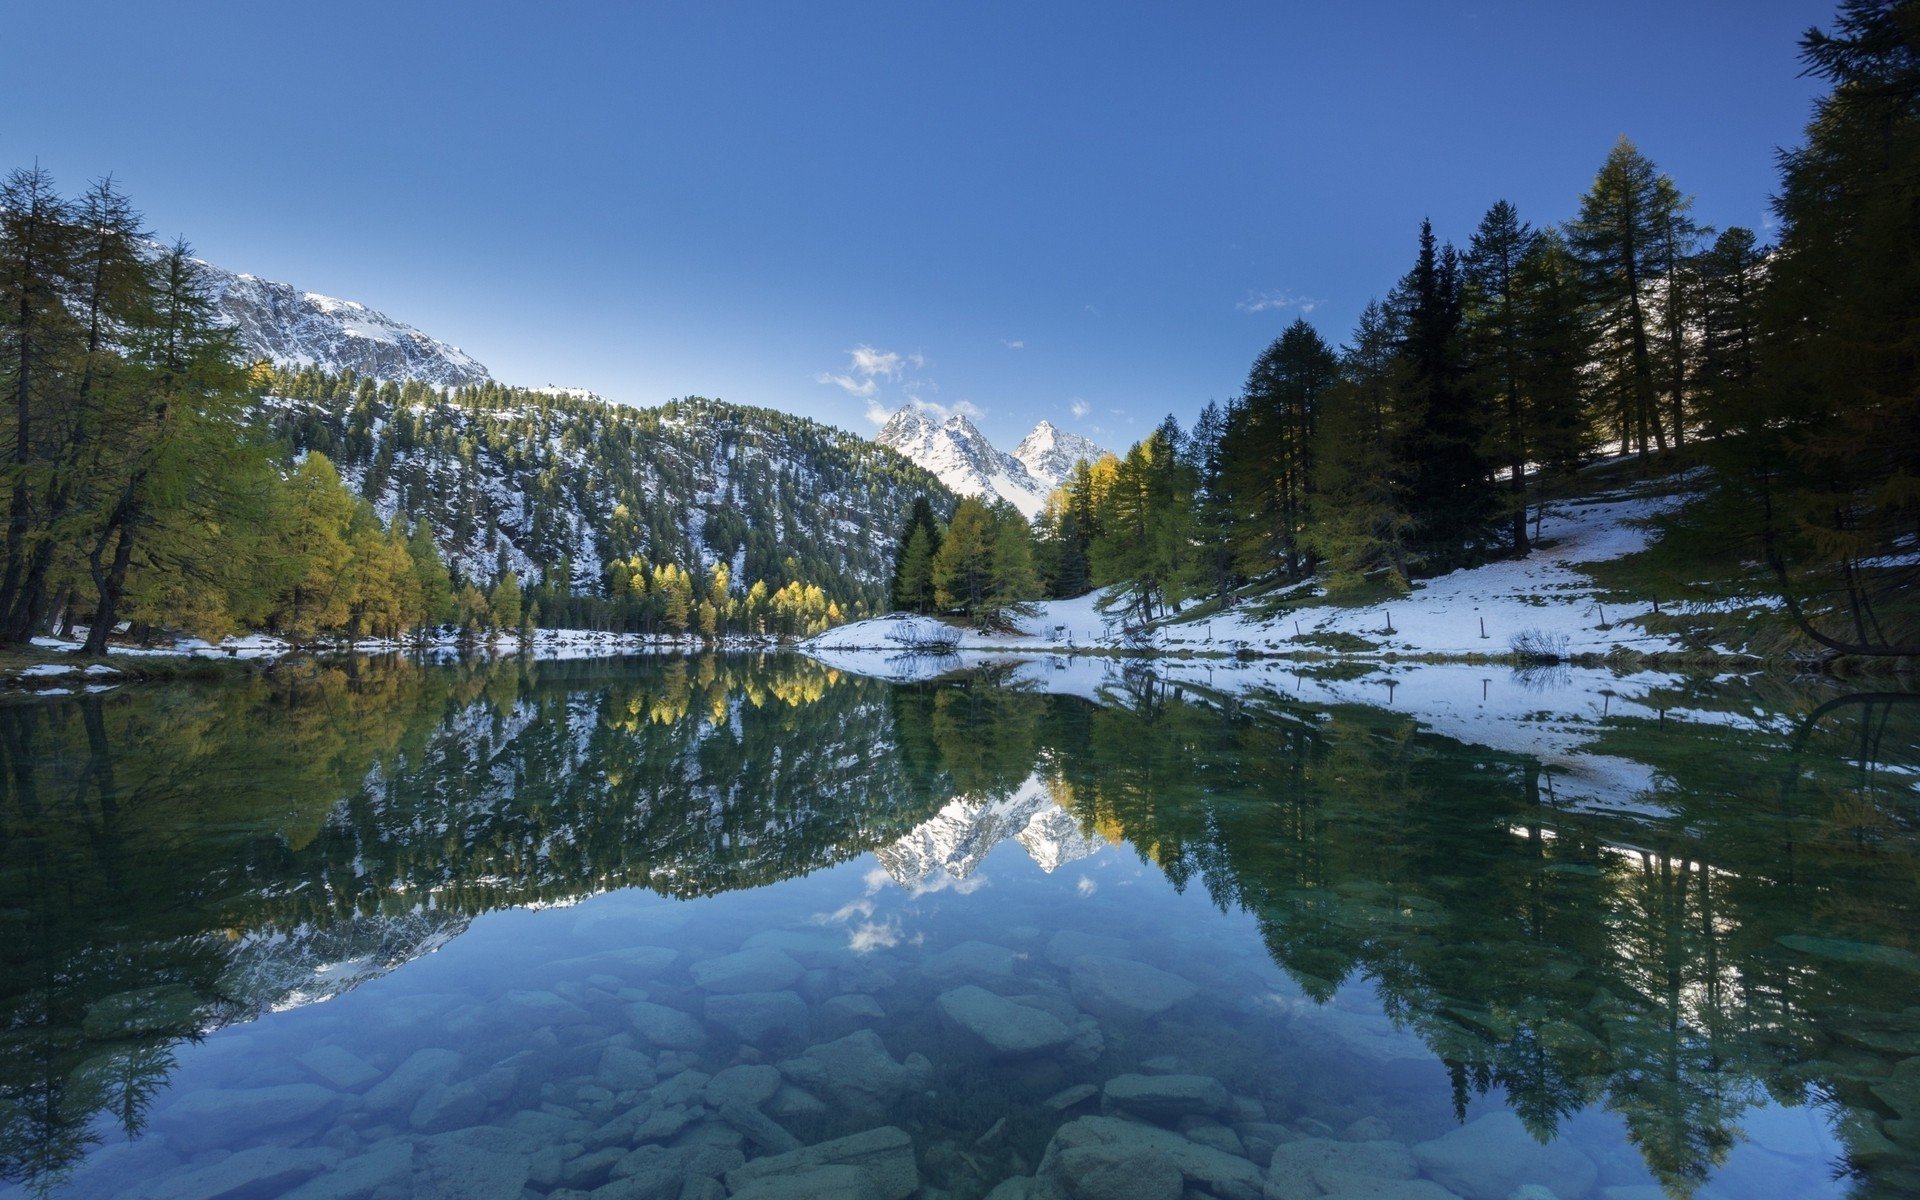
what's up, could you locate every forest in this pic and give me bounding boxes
[893,6,1917,658]
[3,3,1914,657]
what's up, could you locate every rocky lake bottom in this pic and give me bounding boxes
[0,655,1913,1199]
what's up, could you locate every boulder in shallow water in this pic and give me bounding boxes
[730,1164,884,1200]
[937,985,1074,1057]
[1041,1116,1262,1200]
[691,947,805,994]
[704,1063,783,1108]
[777,1028,929,1113]
[151,1082,339,1154]
[1068,955,1197,1018]
[415,1138,531,1200]
[705,990,809,1047]
[922,940,1023,985]
[362,1046,462,1117]
[410,1079,490,1133]
[1265,1137,1418,1200]
[1046,930,1131,967]
[626,1000,705,1049]
[146,1145,337,1200]
[1410,1111,1597,1200]
[1102,1074,1232,1122]
[1050,1143,1185,1200]
[297,1044,381,1091]
[724,1125,919,1200]
[280,1137,414,1200]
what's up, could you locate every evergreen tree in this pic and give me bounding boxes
[984,505,1041,627]
[1569,137,1678,457]
[890,495,943,611]
[932,497,995,617]
[896,524,937,614]
[1218,318,1338,580]
[1393,220,1494,566]
[1463,200,1539,555]
[1741,0,1920,654]
[1307,302,1415,594]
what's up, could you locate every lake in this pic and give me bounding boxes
[1,653,1916,1200]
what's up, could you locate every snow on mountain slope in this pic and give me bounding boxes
[1014,421,1107,493]
[874,407,1107,518]
[195,255,492,387]
[873,771,1104,889]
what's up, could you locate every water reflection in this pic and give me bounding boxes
[0,655,1915,1198]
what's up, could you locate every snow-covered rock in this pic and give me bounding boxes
[193,253,490,387]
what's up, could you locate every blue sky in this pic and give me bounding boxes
[8,2,1825,448]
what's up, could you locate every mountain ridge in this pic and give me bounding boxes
[873,407,1109,518]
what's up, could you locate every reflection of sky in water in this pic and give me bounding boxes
[63,832,1844,1200]
[2,659,1911,1200]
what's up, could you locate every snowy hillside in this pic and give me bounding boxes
[804,476,1752,661]
[195,254,492,387]
[262,385,954,607]
[875,407,1107,518]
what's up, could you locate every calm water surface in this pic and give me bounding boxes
[1,655,1916,1200]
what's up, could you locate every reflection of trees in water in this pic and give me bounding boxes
[1018,676,1920,1198]
[2,658,1915,1197]
[0,654,942,1192]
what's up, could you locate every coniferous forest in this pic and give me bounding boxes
[891,6,1917,655]
[3,2,1916,656]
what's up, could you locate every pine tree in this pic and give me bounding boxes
[932,497,995,617]
[1394,220,1493,567]
[890,495,943,611]
[1463,200,1539,555]
[1569,137,1677,458]
[1219,318,1338,580]
[984,506,1040,628]
[1741,0,1920,654]
[896,524,937,614]
[1307,302,1415,594]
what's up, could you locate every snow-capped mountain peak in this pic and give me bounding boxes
[874,407,1108,519]
[193,254,492,387]
[1013,420,1108,490]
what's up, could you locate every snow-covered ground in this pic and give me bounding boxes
[808,480,1758,663]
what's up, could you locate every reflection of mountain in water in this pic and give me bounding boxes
[2,657,1917,1198]
[874,771,1106,888]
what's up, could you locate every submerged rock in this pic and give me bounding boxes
[626,1000,706,1049]
[1102,1074,1232,1122]
[704,1063,783,1108]
[363,1046,462,1117]
[1050,1143,1184,1200]
[1410,1112,1597,1200]
[1265,1137,1418,1200]
[923,940,1023,985]
[1041,1116,1262,1200]
[730,1164,884,1200]
[705,990,809,1047]
[937,985,1074,1057]
[777,1029,930,1113]
[145,1145,337,1200]
[151,1083,339,1154]
[1068,956,1197,1018]
[280,1138,413,1200]
[691,947,805,994]
[414,1138,531,1200]
[724,1125,920,1200]
[296,1044,382,1091]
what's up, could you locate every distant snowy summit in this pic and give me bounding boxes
[874,407,1108,517]
[193,254,492,387]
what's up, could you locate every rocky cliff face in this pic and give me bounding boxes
[196,254,491,387]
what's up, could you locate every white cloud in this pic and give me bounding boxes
[1003,339,1025,350]
[1069,399,1091,418]
[849,921,902,953]
[850,345,905,379]
[1075,875,1098,897]
[906,396,982,422]
[817,371,878,398]
[1236,289,1320,315]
